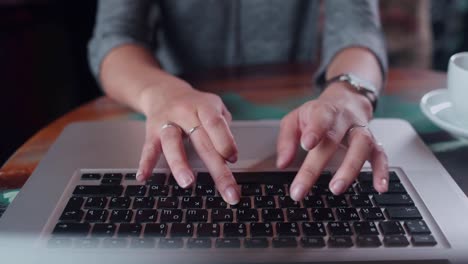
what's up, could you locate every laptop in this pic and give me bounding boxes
[0,119,467,264]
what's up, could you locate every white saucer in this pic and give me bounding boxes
[420,88,468,140]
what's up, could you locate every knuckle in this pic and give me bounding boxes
[346,159,364,174]
[204,114,225,128]
[320,101,340,116]
[172,103,195,118]
[300,165,321,180]
[358,131,374,146]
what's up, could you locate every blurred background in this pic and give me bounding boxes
[1,0,468,165]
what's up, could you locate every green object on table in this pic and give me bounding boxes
[0,189,19,207]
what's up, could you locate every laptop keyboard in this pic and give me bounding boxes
[48,170,438,249]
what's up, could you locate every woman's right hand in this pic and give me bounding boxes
[135,79,240,205]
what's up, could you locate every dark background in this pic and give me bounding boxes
[2,0,468,165]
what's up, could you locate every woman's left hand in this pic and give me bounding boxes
[276,82,389,201]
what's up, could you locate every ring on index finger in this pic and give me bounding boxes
[344,123,372,145]
[188,125,202,136]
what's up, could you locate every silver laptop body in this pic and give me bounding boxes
[0,119,467,264]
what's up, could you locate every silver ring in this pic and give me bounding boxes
[160,121,184,134]
[346,123,368,136]
[188,125,202,136]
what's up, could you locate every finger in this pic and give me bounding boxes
[290,121,348,201]
[137,124,162,182]
[198,107,238,163]
[159,124,195,188]
[190,127,240,205]
[276,110,300,169]
[371,142,389,193]
[221,104,233,124]
[299,102,338,151]
[330,127,374,195]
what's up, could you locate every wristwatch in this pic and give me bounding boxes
[324,73,378,111]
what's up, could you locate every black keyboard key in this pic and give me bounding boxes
[272,237,297,248]
[84,209,108,222]
[211,209,233,222]
[73,185,123,197]
[374,194,414,206]
[110,210,133,222]
[349,195,373,207]
[316,171,333,184]
[186,209,208,222]
[286,208,309,221]
[159,238,183,248]
[181,197,203,209]
[144,223,167,237]
[146,173,166,185]
[328,221,353,236]
[196,172,215,185]
[125,185,147,196]
[360,207,385,221]
[74,238,100,248]
[386,207,422,220]
[250,223,273,237]
[231,197,252,209]
[101,178,121,185]
[300,237,325,248]
[328,236,354,248]
[206,197,228,208]
[405,220,431,235]
[325,195,348,207]
[135,209,158,223]
[311,208,335,221]
[92,223,116,237]
[278,196,300,208]
[130,238,155,248]
[356,182,378,194]
[187,238,212,248]
[53,223,90,236]
[171,223,194,237]
[241,184,262,196]
[64,197,84,211]
[59,209,84,222]
[303,195,325,208]
[253,196,276,208]
[302,222,326,236]
[223,223,246,237]
[380,221,405,235]
[353,221,379,235]
[359,171,400,183]
[118,223,142,237]
[336,208,360,221]
[171,185,193,196]
[215,238,240,248]
[383,235,409,247]
[262,209,284,221]
[102,238,127,248]
[160,209,183,222]
[148,185,169,196]
[311,183,331,195]
[157,197,179,209]
[197,223,220,237]
[411,235,437,246]
[125,173,137,180]
[387,182,407,193]
[103,173,123,180]
[245,238,269,248]
[196,184,216,196]
[109,197,132,209]
[356,236,382,247]
[81,173,101,180]
[133,197,155,209]
[276,222,299,237]
[233,171,296,184]
[84,197,108,209]
[265,184,286,195]
[237,209,259,222]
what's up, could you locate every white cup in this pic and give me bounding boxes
[448,52,468,124]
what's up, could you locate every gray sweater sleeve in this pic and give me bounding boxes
[87,0,154,79]
[316,0,388,91]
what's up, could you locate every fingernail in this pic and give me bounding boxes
[380,178,388,191]
[178,170,194,188]
[227,154,238,163]
[224,185,240,205]
[290,185,307,201]
[136,170,144,182]
[301,134,317,151]
[331,180,345,195]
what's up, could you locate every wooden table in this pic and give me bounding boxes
[3,63,467,194]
